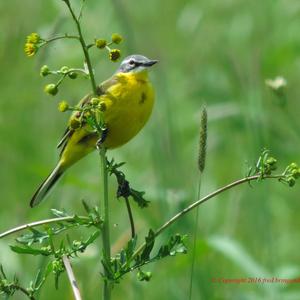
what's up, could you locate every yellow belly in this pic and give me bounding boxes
[60,71,154,169]
[103,72,155,148]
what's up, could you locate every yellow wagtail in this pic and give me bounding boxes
[30,54,157,207]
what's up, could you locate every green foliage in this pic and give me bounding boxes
[137,270,152,282]
[0,264,37,299]
[0,204,102,297]
[247,149,300,187]
[107,159,150,208]
[102,230,187,283]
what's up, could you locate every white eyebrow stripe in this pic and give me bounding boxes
[122,58,132,64]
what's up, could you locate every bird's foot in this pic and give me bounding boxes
[96,127,108,149]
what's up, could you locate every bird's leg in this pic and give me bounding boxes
[96,127,108,149]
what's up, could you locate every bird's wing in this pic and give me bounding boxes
[56,75,119,156]
[56,93,90,154]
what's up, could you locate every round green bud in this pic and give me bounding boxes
[109,49,121,62]
[68,72,78,79]
[1,279,8,286]
[72,240,82,248]
[40,65,50,77]
[52,259,64,274]
[288,177,296,187]
[60,66,69,74]
[72,240,85,252]
[95,39,107,49]
[289,162,298,170]
[292,168,300,179]
[44,83,58,96]
[266,157,277,166]
[111,33,123,44]
[91,97,100,105]
[70,118,81,130]
[137,270,152,282]
[40,245,51,253]
[58,101,69,112]
[98,101,107,112]
[266,157,277,171]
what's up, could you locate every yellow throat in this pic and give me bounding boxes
[102,70,155,148]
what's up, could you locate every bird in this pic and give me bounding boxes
[30,54,157,207]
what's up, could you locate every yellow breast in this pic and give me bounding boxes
[59,70,154,169]
[101,70,155,148]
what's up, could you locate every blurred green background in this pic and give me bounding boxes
[1,0,300,299]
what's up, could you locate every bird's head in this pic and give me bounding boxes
[116,54,158,74]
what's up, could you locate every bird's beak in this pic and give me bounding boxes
[143,60,158,67]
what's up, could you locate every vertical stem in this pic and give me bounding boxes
[100,148,111,300]
[188,178,202,300]
[62,255,82,300]
[64,0,97,95]
[64,1,111,299]
[124,197,135,238]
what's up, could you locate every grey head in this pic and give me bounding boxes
[117,54,158,73]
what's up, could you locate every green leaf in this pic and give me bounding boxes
[51,209,69,218]
[101,258,114,280]
[157,234,187,258]
[137,269,152,282]
[82,200,91,214]
[16,223,81,246]
[84,230,100,246]
[10,245,51,256]
[130,189,149,208]
[0,264,6,279]
[44,261,53,279]
[81,201,102,226]
[107,158,150,208]
[119,249,126,265]
[141,229,155,261]
[125,236,137,259]
[32,269,42,290]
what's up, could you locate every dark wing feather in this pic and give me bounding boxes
[56,76,119,156]
[57,128,72,149]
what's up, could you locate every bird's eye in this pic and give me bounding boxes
[129,59,135,65]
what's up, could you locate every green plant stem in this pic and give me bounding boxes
[124,197,135,238]
[99,148,112,300]
[44,34,80,44]
[130,174,283,262]
[64,2,111,299]
[16,285,36,300]
[0,216,90,239]
[188,178,202,300]
[64,0,97,95]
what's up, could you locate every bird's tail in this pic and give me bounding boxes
[30,163,64,207]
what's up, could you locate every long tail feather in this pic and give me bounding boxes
[30,164,63,207]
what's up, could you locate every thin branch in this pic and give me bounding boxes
[16,285,36,300]
[0,216,89,239]
[188,177,202,299]
[64,0,97,95]
[44,34,80,44]
[62,255,82,300]
[99,148,112,300]
[124,197,135,238]
[131,174,283,260]
[64,2,111,299]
